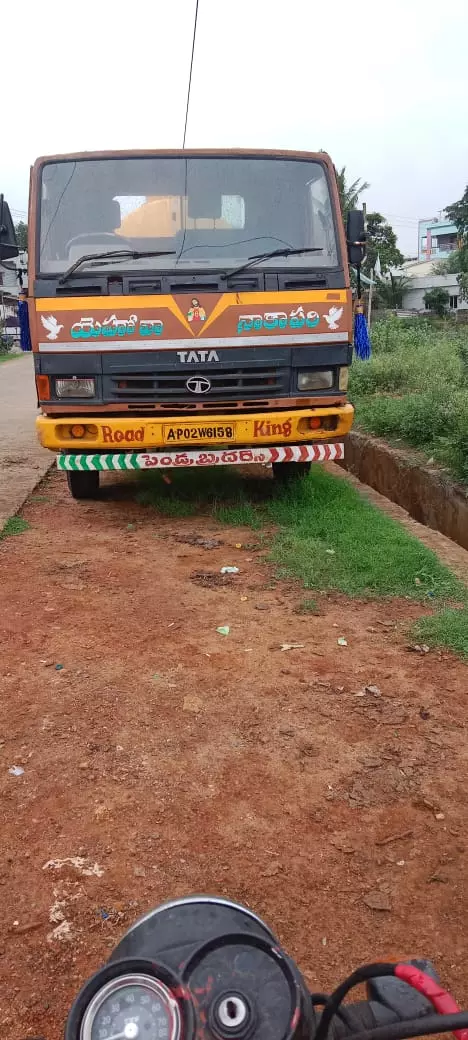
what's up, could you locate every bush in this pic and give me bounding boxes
[457,339,468,384]
[423,287,450,316]
[350,318,468,483]
[352,354,420,395]
[0,334,14,353]
[356,392,453,446]
[370,316,432,355]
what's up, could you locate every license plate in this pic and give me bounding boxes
[163,423,236,444]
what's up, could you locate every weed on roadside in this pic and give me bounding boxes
[296,597,319,614]
[350,317,468,484]
[137,467,264,526]
[263,470,463,600]
[413,607,468,659]
[137,465,464,603]
[214,500,262,528]
[0,516,30,540]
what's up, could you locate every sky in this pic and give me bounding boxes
[3,0,468,257]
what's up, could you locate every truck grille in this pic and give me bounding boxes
[105,366,288,402]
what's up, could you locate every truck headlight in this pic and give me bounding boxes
[339,367,349,391]
[55,377,95,398]
[297,370,333,391]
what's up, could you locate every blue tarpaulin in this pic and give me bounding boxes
[18,298,32,351]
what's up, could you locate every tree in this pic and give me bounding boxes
[445,185,468,301]
[423,287,450,316]
[376,274,410,310]
[336,167,369,220]
[446,185,468,237]
[431,258,451,275]
[14,221,28,251]
[363,212,404,276]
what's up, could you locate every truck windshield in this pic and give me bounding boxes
[38,156,339,275]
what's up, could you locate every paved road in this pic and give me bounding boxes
[0,355,50,530]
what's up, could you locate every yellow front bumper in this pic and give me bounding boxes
[37,404,354,452]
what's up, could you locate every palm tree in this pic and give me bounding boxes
[336,167,370,219]
[375,273,410,310]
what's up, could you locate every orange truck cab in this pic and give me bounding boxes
[1,151,364,498]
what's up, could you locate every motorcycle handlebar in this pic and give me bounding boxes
[331,1012,468,1040]
[64,897,468,1040]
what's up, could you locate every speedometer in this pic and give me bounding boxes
[80,974,181,1040]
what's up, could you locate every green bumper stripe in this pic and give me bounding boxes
[58,453,148,471]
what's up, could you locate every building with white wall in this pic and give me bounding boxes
[0,251,28,321]
[401,259,467,314]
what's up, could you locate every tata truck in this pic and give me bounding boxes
[0,152,365,497]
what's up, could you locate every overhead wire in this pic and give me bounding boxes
[182,0,200,149]
[177,0,200,265]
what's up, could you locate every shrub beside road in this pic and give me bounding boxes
[350,316,468,484]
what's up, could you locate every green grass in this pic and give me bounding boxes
[413,607,468,659]
[214,500,263,528]
[0,516,30,539]
[349,316,468,484]
[137,465,464,602]
[296,597,319,614]
[263,469,463,599]
[137,468,263,526]
[137,490,197,518]
[0,351,19,363]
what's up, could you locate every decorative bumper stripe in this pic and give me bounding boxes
[57,444,344,471]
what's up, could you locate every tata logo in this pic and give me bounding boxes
[186,376,212,395]
[177,350,220,363]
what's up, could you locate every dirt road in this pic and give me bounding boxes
[1,470,468,1039]
[0,354,50,530]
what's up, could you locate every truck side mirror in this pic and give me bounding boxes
[346,209,366,266]
[0,195,19,261]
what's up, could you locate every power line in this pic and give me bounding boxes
[382,213,420,224]
[381,219,420,230]
[182,0,200,148]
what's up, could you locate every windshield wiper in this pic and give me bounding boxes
[220,247,323,281]
[58,249,176,285]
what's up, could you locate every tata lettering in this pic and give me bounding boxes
[176,350,220,363]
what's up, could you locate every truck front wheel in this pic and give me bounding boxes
[66,470,100,499]
[272,461,311,484]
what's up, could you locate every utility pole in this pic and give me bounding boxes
[367,270,374,325]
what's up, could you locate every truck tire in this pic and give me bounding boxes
[272,461,311,484]
[66,470,100,499]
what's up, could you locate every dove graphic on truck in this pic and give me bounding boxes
[41,315,64,340]
[324,306,344,330]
